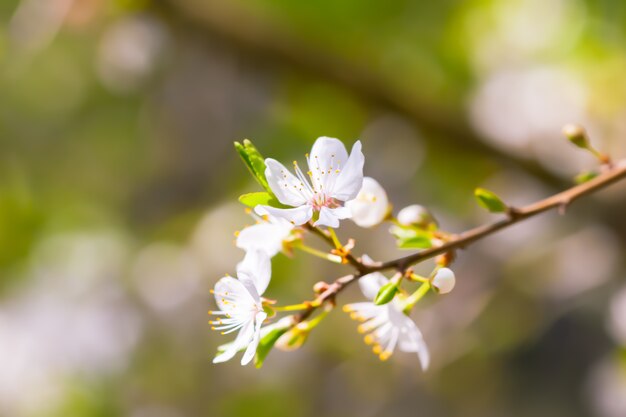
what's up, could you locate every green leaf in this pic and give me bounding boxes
[398,235,433,249]
[234,139,272,193]
[374,281,398,305]
[575,171,598,184]
[238,192,287,209]
[474,188,508,213]
[254,327,289,368]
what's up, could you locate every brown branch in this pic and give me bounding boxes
[295,160,626,321]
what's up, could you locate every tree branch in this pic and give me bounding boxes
[295,160,626,321]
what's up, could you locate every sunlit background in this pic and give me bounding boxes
[1,0,626,416]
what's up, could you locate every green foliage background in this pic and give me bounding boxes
[1,0,626,416]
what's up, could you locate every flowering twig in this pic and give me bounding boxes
[296,159,626,321]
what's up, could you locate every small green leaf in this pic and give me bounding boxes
[234,139,272,193]
[255,327,289,368]
[474,188,508,213]
[374,281,398,305]
[398,235,433,249]
[575,171,598,184]
[238,192,287,208]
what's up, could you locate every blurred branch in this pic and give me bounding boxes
[153,0,567,187]
[296,160,626,321]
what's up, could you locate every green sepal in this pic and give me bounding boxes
[254,326,289,368]
[234,139,272,193]
[238,192,287,209]
[474,188,508,213]
[374,281,399,305]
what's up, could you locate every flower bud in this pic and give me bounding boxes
[345,177,390,228]
[397,205,436,228]
[313,281,330,294]
[562,124,589,149]
[275,324,309,351]
[431,268,456,294]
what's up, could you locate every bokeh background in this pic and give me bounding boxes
[1,0,626,416]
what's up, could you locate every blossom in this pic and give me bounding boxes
[210,250,270,365]
[256,137,364,228]
[343,272,429,369]
[345,177,390,228]
[431,268,455,294]
[236,206,296,258]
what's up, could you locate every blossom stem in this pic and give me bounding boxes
[327,227,342,249]
[274,303,310,312]
[403,282,431,314]
[294,242,343,263]
[408,273,430,283]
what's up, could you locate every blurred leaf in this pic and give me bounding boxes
[255,326,290,368]
[474,188,507,213]
[575,171,598,184]
[398,234,433,249]
[235,140,272,193]
[238,192,287,209]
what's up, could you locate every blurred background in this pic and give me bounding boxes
[1,0,626,416]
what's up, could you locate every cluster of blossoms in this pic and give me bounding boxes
[210,137,456,368]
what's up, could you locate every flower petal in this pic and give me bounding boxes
[397,319,430,371]
[358,272,389,300]
[236,221,292,258]
[241,311,267,365]
[307,137,349,193]
[314,206,351,228]
[345,177,389,228]
[264,158,310,207]
[213,319,254,364]
[237,250,271,296]
[213,276,257,313]
[255,205,313,226]
[329,140,364,201]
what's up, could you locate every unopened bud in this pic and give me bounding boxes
[562,124,590,149]
[313,281,330,294]
[397,205,436,228]
[275,324,309,351]
[431,268,456,294]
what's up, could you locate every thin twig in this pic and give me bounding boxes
[296,160,626,321]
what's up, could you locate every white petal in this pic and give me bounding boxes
[237,250,272,296]
[264,158,310,207]
[329,140,364,201]
[307,137,349,193]
[236,222,291,258]
[213,277,256,313]
[345,177,389,228]
[212,319,254,364]
[395,315,430,371]
[241,311,267,365]
[431,268,456,294]
[314,206,351,228]
[358,272,390,300]
[255,205,313,226]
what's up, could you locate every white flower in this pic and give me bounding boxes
[431,268,455,294]
[345,177,390,228]
[343,272,429,369]
[236,207,295,258]
[210,250,270,365]
[256,137,364,228]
